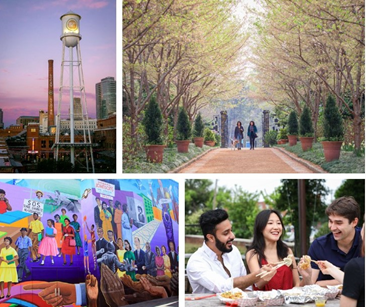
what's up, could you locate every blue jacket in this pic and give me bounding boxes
[247,125,257,137]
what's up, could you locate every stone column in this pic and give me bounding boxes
[220,111,228,148]
[263,110,270,148]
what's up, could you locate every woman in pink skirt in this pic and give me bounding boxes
[39,219,58,265]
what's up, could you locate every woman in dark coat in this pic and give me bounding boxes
[247,121,258,150]
[234,121,244,150]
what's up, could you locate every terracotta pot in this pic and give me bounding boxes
[176,140,191,153]
[145,145,166,163]
[322,141,343,162]
[299,137,314,151]
[204,140,216,147]
[193,137,204,148]
[277,139,288,144]
[288,135,297,146]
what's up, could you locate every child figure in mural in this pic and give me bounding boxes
[155,246,165,276]
[54,214,63,257]
[161,245,172,278]
[38,219,58,265]
[100,201,113,240]
[83,234,91,274]
[70,214,82,255]
[0,237,18,298]
[123,240,136,281]
[0,189,12,214]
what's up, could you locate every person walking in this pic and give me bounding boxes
[247,121,258,150]
[0,237,18,298]
[27,213,44,262]
[61,218,76,265]
[234,121,244,150]
[15,228,32,282]
[38,219,58,266]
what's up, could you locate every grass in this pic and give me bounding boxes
[123,143,215,173]
[276,142,365,173]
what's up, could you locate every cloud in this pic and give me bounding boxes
[33,0,109,10]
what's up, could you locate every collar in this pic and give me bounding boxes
[330,227,361,253]
[202,241,221,261]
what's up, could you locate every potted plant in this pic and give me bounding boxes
[287,111,298,146]
[193,112,204,147]
[321,95,344,162]
[142,96,165,163]
[299,106,314,151]
[176,107,192,153]
[264,130,278,147]
[277,128,288,144]
[203,128,216,146]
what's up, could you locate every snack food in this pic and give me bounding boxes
[221,291,243,299]
[299,255,311,270]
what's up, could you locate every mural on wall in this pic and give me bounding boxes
[0,179,179,307]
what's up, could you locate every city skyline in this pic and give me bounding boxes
[0,0,116,128]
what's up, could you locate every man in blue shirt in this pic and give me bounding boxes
[15,227,32,282]
[308,196,361,286]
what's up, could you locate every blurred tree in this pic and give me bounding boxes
[185,179,213,215]
[335,179,365,226]
[272,179,329,256]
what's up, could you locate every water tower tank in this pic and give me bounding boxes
[60,11,82,47]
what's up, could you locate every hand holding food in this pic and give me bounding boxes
[299,255,312,270]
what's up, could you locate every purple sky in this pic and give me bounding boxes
[0,0,116,128]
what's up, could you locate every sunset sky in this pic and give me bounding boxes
[0,0,116,128]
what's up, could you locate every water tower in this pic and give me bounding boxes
[54,11,95,172]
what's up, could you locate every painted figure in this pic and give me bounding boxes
[15,228,32,282]
[0,237,18,298]
[38,219,58,265]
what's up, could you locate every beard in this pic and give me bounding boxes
[214,235,234,253]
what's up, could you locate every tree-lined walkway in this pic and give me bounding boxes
[177,148,320,173]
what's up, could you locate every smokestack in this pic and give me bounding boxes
[48,59,54,127]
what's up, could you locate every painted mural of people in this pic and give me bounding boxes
[114,201,122,241]
[59,208,70,227]
[116,238,126,278]
[61,218,75,265]
[100,202,113,241]
[38,219,58,265]
[0,237,18,298]
[97,242,128,274]
[15,228,32,282]
[122,203,133,248]
[162,204,175,249]
[133,237,145,274]
[53,214,63,256]
[96,227,108,270]
[0,189,12,214]
[168,240,178,274]
[70,214,82,255]
[161,245,172,278]
[138,206,145,224]
[107,230,118,256]
[93,197,103,228]
[35,190,43,201]
[108,199,117,240]
[123,240,136,281]
[155,246,164,276]
[27,213,44,262]
[143,241,156,277]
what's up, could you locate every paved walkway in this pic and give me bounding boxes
[177,148,316,173]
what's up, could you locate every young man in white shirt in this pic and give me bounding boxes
[187,209,275,293]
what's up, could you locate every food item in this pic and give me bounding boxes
[221,291,243,299]
[299,255,311,270]
[283,255,293,267]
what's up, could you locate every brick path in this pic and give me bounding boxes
[177,148,316,173]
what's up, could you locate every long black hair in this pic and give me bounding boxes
[247,210,289,266]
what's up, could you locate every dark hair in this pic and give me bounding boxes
[107,230,114,235]
[168,240,175,251]
[237,121,242,126]
[106,242,115,253]
[161,245,167,253]
[102,201,107,208]
[115,200,121,209]
[0,189,5,195]
[199,209,229,241]
[4,237,12,244]
[33,212,39,217]
[47,219,55,227]
[325,197,360,224]
[61,208,66,213]
[124,240,131,251]
[54,214,60,219]
[73,214,78,219]
[138,206,142,212]
[64,218,70,224]
[250,121,255,126]
[122,203,128,212]
[247,210,289,267]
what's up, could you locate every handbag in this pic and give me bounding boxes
[254,133,258,138]
[69,238,76,247]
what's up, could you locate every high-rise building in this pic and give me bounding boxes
[0,109,3,129]
[95,77,116,120]
[70,98,82,120]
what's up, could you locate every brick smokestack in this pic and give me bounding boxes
[48,59,54,127]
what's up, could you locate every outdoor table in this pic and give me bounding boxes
[185,293,340,307]
[129,296,178,307]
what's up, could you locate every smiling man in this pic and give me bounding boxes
[308,196,361,286]
[186,209,273,293]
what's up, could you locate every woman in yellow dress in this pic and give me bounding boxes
[100,201,113,240]
[161,245,172,278]
[0,237,18,298]
[116,238,126,278]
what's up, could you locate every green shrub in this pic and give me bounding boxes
[214,132,221,145]
[203,128,216,141]
[177,107,192,140]
[299,106,314,137]
[278,128,288,140]
[193,113,204,137]
[264,130,278,147]
[323,95,344,141]
[288,111,298,135]
[142,96,163,145]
